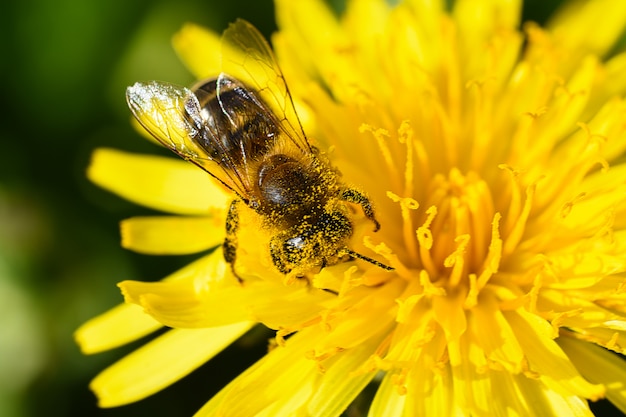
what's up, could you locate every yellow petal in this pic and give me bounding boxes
[92,322,253,407]
[487,370,532,416]
[314,279,402,356]
[559,337,626,415]
[584,98,626,162]
[88,148,230,214]
[172,23,222,79]
[121,215,224,255]
[74,303,162,354]
[548,0,626,57]
[588,54,626,114]
[453,0,521,34]
[307,335,381,417]
[469,291,524,372]
[274,0,350,93]
[122,275,333,330]
[196,328,319,416]
[505,309,605,401]
[369,373,406,417]
[432,287,468,343]
[275,0,340,52]
[76,251,231,354]
[514,373,595,417]
[120,279,252,327]
[406,361,457,416]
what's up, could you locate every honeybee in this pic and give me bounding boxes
[126,19,392,278]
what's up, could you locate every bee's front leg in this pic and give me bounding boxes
[223,199,241,281]
[340,188,380,232]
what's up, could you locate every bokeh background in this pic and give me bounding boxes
[0,0,623,416]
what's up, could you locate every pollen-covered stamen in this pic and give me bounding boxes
[359,124,401,190]
[410,169,500,291]
[387,191,419,261]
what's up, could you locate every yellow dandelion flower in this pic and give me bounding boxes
[76,0,626,415]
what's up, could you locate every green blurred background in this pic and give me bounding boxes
[0,0,623,416]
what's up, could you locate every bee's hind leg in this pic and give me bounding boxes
[223,199,242,282]
[340,188,380,232]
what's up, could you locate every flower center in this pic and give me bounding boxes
[416,169,499,290]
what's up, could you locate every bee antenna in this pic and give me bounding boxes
[342,248,394,271]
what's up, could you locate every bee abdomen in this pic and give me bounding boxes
[191,76,281,166]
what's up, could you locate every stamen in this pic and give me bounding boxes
[420,270,446,298]
[399,120,430,194]
[476,213,503,289]
[444,234,470,288]
[360,124,400,185]
[387,191,419,259]
[466,77,496,169]
[464,273,479,309]
[362,236,412,280]
[498,164,523,234]
[416,206,438,276]
[503,182,536,256]
[560,192,587,218]
[398,121,415,198]
[396,294,421,324]
[338,265,359,296]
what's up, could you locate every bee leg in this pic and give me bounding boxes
[269,236,291,275]
[341,188,380,232]
[223,199,242,281]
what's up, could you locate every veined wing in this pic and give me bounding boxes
[219,19,312,155]
[126,80,253,201]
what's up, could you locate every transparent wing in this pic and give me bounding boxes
[219,19,312,154]
[126,81,252,200]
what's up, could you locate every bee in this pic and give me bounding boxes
[125,19,393,278]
